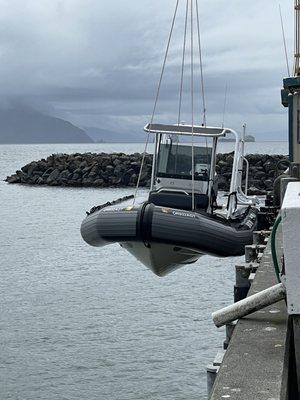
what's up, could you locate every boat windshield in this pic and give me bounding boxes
[157,143,212,181]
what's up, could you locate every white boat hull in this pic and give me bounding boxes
[121,241,203,277]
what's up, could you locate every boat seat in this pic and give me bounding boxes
[148,191,209,211]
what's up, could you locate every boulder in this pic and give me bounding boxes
[217,175,228,190]
[130,174,137,185]
[46,169,60,184]
[82,166,92,175]
[6,174,20,183]
[93,179,105,187]
[254,171,266,180]
[59,170,69,181]
[72,173,81,181]
[5,152,289,191]
[263,160,276,173]
[106,165,114,173]
[101,157,111,168]
[33,170,43,177]
[268,169,276,178]
[22,161,37,175]
[114,165,123,177]
[36,177,44,185]
[82,177,93,186]
[121,172,131,185]
[264,179,274,189]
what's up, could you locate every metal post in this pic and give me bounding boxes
[150,133,160,190]
[206,364,219,399]
[253,230,271,245]
[234,265,251,303]
[207,136,217,213]
[223,322,236,349]
[236,124,246,190]
[245,245,258,263]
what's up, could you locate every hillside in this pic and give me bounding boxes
[0,106,94,144]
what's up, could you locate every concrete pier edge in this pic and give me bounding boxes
[209,235,292,400]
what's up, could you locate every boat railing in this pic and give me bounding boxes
[242,156,249,196]
[222,127,259,218]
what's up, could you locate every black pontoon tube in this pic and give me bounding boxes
[81,203,258,258]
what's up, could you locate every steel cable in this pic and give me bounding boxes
[133,0,180,205]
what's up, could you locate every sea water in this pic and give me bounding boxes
[0,142,287,400]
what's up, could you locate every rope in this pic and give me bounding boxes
[195,0,206,126]
[178,0,189,126]
[191,0,195,211]
[133,0,180,205]
[86,195,134,216]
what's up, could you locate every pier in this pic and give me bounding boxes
[207,3,300,396]
[208,232,292,399]
[208,182,300,398]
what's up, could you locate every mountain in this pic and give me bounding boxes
[0,105,93,144]
[84,127,144,143]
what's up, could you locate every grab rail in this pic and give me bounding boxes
[156,188,190,195]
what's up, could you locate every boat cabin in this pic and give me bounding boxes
[144,123,232,212]
[156,141,212,191]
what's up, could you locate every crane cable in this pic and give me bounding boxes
[279,4,291,77]
[175,0,189,175]
[133,0,180,205]
[191,0,195,211]
[178,0,189,126]
[195,0,206,127]
[133,0,207,208]
[195,0,209,197]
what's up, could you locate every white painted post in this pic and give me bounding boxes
[212,283,286,328]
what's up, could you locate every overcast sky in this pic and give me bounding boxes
[0,0,295,140]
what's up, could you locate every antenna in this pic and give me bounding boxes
[279,4,291,77]
[295,0,300,76]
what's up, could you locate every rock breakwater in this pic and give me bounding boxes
[5,152,289,195]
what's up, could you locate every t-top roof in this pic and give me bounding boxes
[144,123,228,137]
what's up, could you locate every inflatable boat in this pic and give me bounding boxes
[80,3,260,276]
[81,123,259,276]
[81,199,258,276]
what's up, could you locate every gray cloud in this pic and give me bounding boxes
[0,0,294,139]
